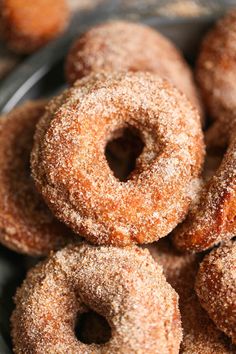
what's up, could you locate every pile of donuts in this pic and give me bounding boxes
[0,10,235,354]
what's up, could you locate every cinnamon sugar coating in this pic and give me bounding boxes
[0,101,73,255]
[174,11,236,252]
[196,10,236,147]
[11,243,182,354]
[173,133,236,252]
[195,241,236,344]
[0,0,69,54]
[65,20,202,116]
[147,238,236,353]
[31,72,204,246]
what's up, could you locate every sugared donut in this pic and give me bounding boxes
[196,10,236,147]
[11,243,183,354]
[173,133,236,252]
[0,101,73,255]
[147,238,235,353]
[146,238,198,299]
[65,20,202,116]
[31,72,204,246]
[174,11,236,252]
[195,241,236,344]
[0,0,69,54]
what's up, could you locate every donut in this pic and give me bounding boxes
[173,132,236,252]
[11,243,182,354]
[195,241,236,344]
[196,10,236,147]
[173,11,236,252]
[65,20,203,116]
[0,0,69,54]
[31,72,204,246]
[0,101,73,255]
[147,238,236,353]
[146,238,198,299]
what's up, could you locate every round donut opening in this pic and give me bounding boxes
[105,126,144,182]
[203,145,227,181]
[75,310,112,345]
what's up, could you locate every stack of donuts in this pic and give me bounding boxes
[0,12,235,354]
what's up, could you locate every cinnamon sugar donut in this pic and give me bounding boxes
[11,244,183,354]
[147,238,236,353]
[0,0,69,54]
[31,72,204,246]
[174,11,236,252]
[0,101,72,255]
[173,133,236,252]
[65,20,202,116]
[195,241,236,344]
[196,10,236,147]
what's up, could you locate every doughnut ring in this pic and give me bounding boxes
[0,0,69,54]
[31,72,204,246]
[173,130,236,252]
[147,239,235,353]
[174,12,236,252]
[0,101,73,255]
[196,10,236,147]
[195,241,236,344]
[11,243,183,354]
[65,20,202,116]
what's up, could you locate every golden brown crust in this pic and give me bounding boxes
[173,134,236,252]
[11,243,182,354]
[195,241,236,344]
[0,101,73,255]
[196,10,236,145]
[0,0,69,54]
[174,11,236,252]
[31,72,204,246]
[65,20,203,116]
[147,238,236,353]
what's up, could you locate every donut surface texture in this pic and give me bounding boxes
[147,238,236,353]
[0,0,69,54]
[173,133,236,252]
[174,11,236,252]
[65,20,202,116]
[196,10,236,147]
[0,101,73,255]
[31,72,204,246]
[195,241,236,344]
[11,243,182,354]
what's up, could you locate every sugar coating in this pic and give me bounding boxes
[173,129,236,252]
[196,10,236,148]
[0,101,73,255]
[31,71,204,246]
[146,238,236,353]
[11,243,182,354]
[174,10,236,252]
[0,0,69,54]
[65,20,203,116]
[196,241,236,344]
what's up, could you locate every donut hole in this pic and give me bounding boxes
[75,310,112,345]
[105,126,144,181]
[203,146,227,181]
